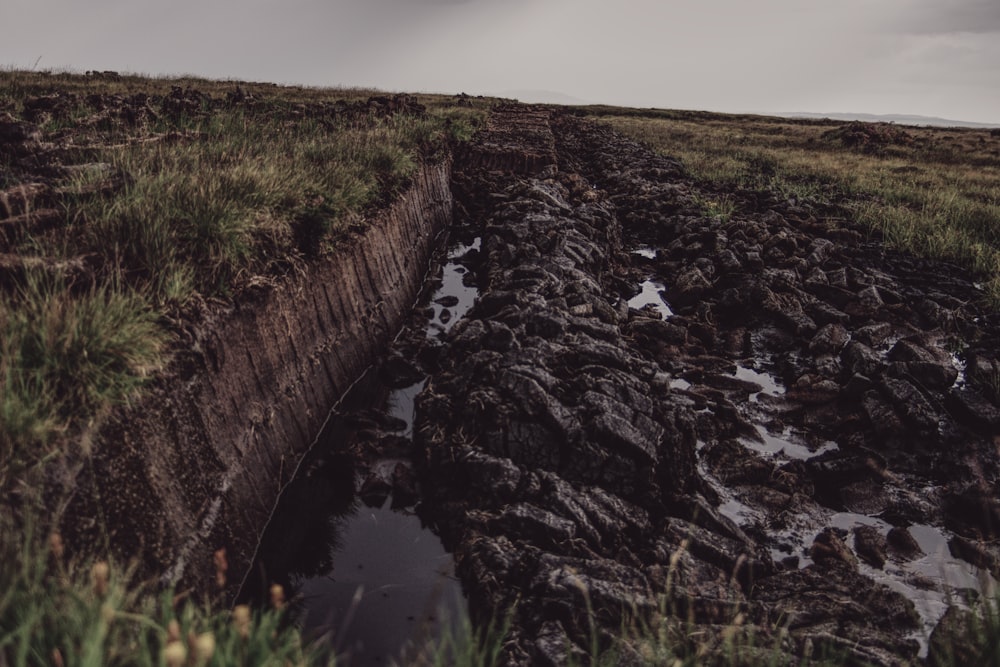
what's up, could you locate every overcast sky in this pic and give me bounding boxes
[3,0,999,123]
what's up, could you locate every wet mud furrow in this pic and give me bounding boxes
[414,107,1000,665]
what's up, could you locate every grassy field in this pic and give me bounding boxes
[584,107,1000,307]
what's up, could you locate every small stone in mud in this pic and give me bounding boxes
[947,386,1000,431]
[887,361,959,390]
[842,373,875,397]
[842,341,883,378]
[879,377,939,433]
[849,285,885,319]
[435,295,460,308]
[904,572,938,591]
[810,528,857,569]
[948,536,1000,576]
[928,606,982,667]
[808,323,850,354]
[780,555,801,570]
[840,479,889,516]
[886,527,923,561]
[853,524,888,568]
[888,339,937,364]
[862,391,906,436]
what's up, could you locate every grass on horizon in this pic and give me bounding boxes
[595,111,1000,306]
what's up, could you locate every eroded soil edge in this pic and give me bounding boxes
[57,161,453,598]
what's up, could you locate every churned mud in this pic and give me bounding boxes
[407,106,1000,665]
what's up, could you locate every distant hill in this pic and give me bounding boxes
[503,89,594,106]
[775,111,999,129]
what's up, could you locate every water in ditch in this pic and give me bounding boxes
[241,234,481,666]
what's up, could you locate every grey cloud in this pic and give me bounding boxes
[1,0,998,124]
[894,0,1000,34]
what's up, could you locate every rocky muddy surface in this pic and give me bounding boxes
[403,106,1000,665]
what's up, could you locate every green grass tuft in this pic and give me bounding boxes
[0,513,317,667]
[0,278,164,491]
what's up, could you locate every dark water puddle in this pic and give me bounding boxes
[732,364,783,402]
[239,382,464,666]
[427,238,480,339]
[240,234,481,665]
[744,424,837,461]
[297,501,462,665]
[630,246,657,260]
[627,245,673,319]
[386,380,426,439]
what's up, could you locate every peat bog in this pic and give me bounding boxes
[3,70,1000,665]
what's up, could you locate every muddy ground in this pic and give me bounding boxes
[9,87,1000,664]
[328,105,1000,665]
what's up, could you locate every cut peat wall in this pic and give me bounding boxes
[60,161,453,598]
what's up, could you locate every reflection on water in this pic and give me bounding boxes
[245,431,463,665]
[827,513,997,655]
[691,353,993,653]
[427,238,480,339]
[388,380,426,438]
[669,377,691,391]
[301,503,461,665]
[733,364,784,402]
[628,280,673,319]
[742,424,838,461]
[244,450,356,590]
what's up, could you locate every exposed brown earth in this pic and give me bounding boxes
[52,162,452,597]
[3,120,448,593]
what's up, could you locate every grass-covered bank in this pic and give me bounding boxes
[0,69,489,665]
[587,108,1000,306]
[0,69,487,492]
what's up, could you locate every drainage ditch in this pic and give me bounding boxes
[241,232,482,665]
